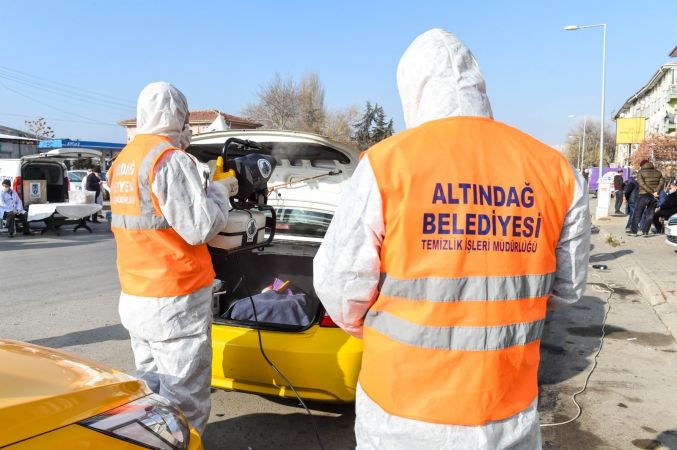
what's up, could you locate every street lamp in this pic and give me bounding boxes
[568,134,583,170]
[565,23,607,218]
[567,115,587,172]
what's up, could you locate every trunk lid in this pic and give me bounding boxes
[189,129,359,214]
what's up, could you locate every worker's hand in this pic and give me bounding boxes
[212,156,239,197]
[216,176,238,197]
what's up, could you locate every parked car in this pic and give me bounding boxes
[188,129,364,403]
[0,339,202,449]
[665,213,677,247]
[0,155,70,205]
[67,170,88,191]
[101,171,110,200]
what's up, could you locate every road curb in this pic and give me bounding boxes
[626,266,667,306]
[654,303,677,342]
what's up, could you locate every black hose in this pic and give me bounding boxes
[233,261,325,450]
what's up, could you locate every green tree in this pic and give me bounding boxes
[353,102,374,150]
[372,106,394,143]
[353,102,394,150]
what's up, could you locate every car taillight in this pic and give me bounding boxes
[12,176,22,197]
[66,177,70,192]
[320,312,339,328]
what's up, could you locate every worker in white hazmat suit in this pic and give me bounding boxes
[110,82,232,434]
[313,29,590,449]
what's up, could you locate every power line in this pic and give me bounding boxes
[0,64,134,107]
[0,70,134,113]
[0,80,120,127]
[0,111,121,127]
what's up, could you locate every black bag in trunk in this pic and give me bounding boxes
[224,291,319,328]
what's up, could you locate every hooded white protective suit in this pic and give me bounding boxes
[313,29,589,449]
[118,82,230,435]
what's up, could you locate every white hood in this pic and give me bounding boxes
[397,28,493,129]
[135,81,190,148]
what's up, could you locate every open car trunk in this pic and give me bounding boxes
[211,243,322,332]
[21,161,68,203]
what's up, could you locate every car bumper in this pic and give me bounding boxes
[211,323,363,402]
[665,223,677,246]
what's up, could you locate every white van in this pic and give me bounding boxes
[0,155,70,206]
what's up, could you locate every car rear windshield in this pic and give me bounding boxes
[68,172,85,182]
[274,208,333,239]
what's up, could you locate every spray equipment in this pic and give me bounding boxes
[208,138,277,254]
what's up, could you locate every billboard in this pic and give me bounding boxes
[616,117,645,144]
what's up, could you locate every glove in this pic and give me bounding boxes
[212,156,239,197]
[213,176,238,197]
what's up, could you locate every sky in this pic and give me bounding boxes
[1,1,675,148]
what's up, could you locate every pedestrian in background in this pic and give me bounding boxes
[314,29,590,450]
[1,179,31,237]
[624,175,639,232]
[652,180,677,234]
[613,169,625,214]
[95,167,105,219]
[629,160,664,236]
[84,167,102,223]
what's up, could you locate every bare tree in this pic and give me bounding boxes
[24,117,55,139]
[564,119,616,169]
[297,72,326,133]
[323,106,359,144]
[631,134,677,177]
[242,73,300,129]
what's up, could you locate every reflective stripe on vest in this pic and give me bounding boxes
[110,135,215,297]
[379,272,556,302]
[138,141,172,218]
[365,310,545,351]
[110,214,169,230]
[111,141,173,230]
[358,117,576,426]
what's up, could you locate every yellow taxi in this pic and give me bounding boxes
[189,130,364,402]
[0,339,202,449]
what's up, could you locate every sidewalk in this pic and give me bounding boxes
[593,208,677,341]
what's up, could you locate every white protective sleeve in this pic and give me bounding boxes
[151,151,229,245]
[551,168,591,304]
[313,155,384,338]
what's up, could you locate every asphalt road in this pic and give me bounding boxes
[1,223,676,449]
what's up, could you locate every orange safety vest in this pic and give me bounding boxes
[108,134,215,297]
[360,117,576,426]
